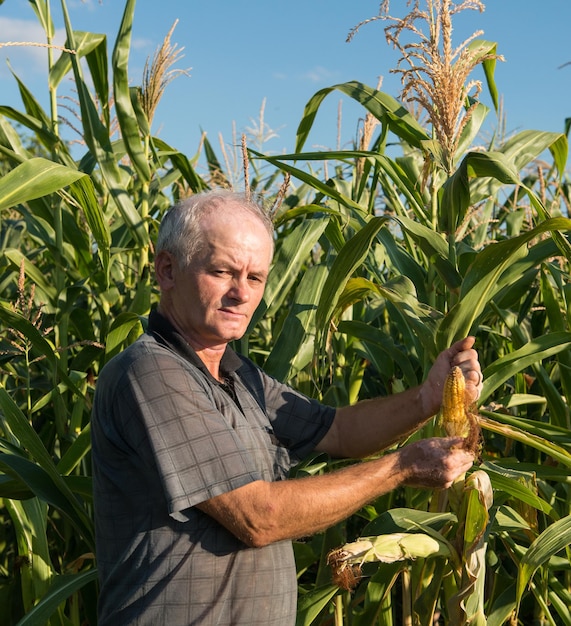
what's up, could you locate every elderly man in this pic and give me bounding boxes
[92,189,482,625]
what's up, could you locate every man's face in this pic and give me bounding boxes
[159,206,272,352]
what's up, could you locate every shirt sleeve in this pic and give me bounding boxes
[237,357,337,462]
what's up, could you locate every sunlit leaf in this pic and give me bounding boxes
[296,584,339,626]
[295,81,429,152]
[0,158,86,212]
[112,0,151,182]
[478,333,571,403]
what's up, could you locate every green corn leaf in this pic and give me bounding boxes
[354,562,405,626]
[295,81,429,153]
[440,150,520,233]
[487,583,517,626]
[500,310,571,428]
[338,319,419,387]
[112,0,151,182]
[254,150,429,220]
[336,277,381,313]
[50,30,107,88]
[503,130,568,176]
[516,514,571,604]
[51,30,110,127]
[1,454,80,514]
[521,184,571,263]
[203,133,229,186]
[483,461,561,518]
[480,416,571,469]
[10,70,52,130]
[64,475,93,502]
[0,391,94,547]
[251,214,330,328]
[482,410,571,446]
[0,106,61,153]
[104,311,145,360]
[470,131,569,206]
[542,268,571,407]
[27,0,54,39]
[0,114,28,161]
[478,332,571,403]
[363,509,457,536]
[68,177,111,277]
[454,101,490,159]
[376,276,441,356]
[86,37,111,126]
[152,137,209,193]
[272,203,340,229]
[296,584,339,626]
[436,218,571,348]
[0,304,58,368]
[59,5,148,247]
[250,150,364,212]
[545,575,571,626]
[0,158,87,212]
[56,424,91,476]
[15,569,98,626]
[2,248,57,300]
[474,39,502,111]
[264,264,329,382]
[0,305,85,396]
[0,472,33,498]
[394,215,461,290]
[376,228,433,300]
[315,216,388,349]
[4,498,52,613]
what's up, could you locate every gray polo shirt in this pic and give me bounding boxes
[91,311,336,625]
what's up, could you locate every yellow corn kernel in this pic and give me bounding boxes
[441,366,470,437]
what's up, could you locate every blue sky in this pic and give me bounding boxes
[1,0,570,165]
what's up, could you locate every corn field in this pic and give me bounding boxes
[1,0,571,624]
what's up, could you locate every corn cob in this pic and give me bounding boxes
[441,365,470,438]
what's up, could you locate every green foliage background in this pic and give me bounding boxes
[1,1,571,624]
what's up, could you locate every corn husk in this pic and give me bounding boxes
[328,532,451,590]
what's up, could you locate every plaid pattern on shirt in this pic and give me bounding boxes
[91,310,335,625]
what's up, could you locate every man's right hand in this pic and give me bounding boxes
[398,437,474,489]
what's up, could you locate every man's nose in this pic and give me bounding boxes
[227,276,250,302]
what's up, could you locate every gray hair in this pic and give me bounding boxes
[156,189,274,267]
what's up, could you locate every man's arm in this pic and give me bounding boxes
[197,436,473,548]
[197,337,481,548]
[316,337,483,459]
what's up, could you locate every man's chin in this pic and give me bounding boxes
[212,326,248,345]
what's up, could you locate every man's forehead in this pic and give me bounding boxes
[202,202,264,225]
[201,208,271,243]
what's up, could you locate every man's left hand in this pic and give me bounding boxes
[420,337,483,417]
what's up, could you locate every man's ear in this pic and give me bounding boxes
[154,250,177,290]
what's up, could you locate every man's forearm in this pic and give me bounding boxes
[197,451,407,548]
[317,384,432,459]
[197,436,473,548]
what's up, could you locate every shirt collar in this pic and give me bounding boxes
[147,309,244,379]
